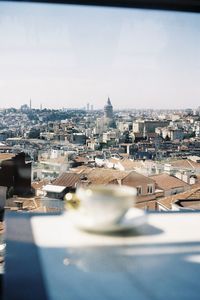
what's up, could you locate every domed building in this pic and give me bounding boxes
[94,98,116,135]
[104,97,115,128]
[104,97,113,119]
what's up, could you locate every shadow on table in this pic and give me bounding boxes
[83,223,164,237]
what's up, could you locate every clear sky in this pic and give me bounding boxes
[0,2,200,109]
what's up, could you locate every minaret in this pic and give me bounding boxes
[30,98,32,110]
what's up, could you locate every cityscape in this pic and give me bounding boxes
[1,2,200,298]
[0,98,200,216]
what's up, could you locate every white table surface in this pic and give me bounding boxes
[30,211,200,300]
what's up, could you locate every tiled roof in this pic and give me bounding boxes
[39,156,68,164]
[5,197,41,211]
[176,200,200,210]
[108,158,121,164]
[136,194,156,203]
[52,172,80,187]
[119,158,144,170]
[135,200,157,210]
[32,179,49,190]
[70,166,91,174]
[84,169,129,185]
[70,166,155,188]
[150,173,189,190]
[169,159,200,170]
[0,153,14,161]
[188,189,200,199]
[122,171,155,186]
[157,186,200,209]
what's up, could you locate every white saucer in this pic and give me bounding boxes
[68,208,147,233]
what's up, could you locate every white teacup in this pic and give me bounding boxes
[76,185,136,227]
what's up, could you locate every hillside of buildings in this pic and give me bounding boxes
[1,100,200,214]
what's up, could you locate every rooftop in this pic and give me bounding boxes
[32,179,50,190]
[122,171,155,186]
[43,185,66,193]
[174,199,200,210]
[169,159,200,170]
[158,186,200,210]
[150,173,190,190]
[52,172,80,187]
[81,168,129,185]
[0,154,14,162]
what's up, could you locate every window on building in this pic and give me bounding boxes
[136,186,142,196]
[147,184,153,194]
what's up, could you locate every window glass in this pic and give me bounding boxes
[0,2,199,217]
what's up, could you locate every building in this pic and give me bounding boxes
[157,186,200,211]
[70,167,158,210]
[104,97,113,119]
[150,173,190,197]
[156,127,184,141]
[72,133,86,145]
[43,185,67,200]
[0,152,32,196]
[103,98,115,128]
[133,120,169,134]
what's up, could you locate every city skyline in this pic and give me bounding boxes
[0,2,200,109]
[0,100,199,111]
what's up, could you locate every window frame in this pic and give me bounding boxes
[147,184,154,194]
[136,186,142,196]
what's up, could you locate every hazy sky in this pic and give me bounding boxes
[0,2,200,109]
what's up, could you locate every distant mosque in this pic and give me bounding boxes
[95,97,116,134]
[104,97,113,119]
[103,97,116,128]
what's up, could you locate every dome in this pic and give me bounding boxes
[104,97,112,109]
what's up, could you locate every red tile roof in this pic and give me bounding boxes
[52,172,80,187]
[84,169,129,185]
[150,173,189,190]
[169,159,200,170]
[32,179,49,190]
[122,171,155,186]
[157,186,200,210]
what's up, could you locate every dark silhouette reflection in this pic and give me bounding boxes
[82,223,164,237]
